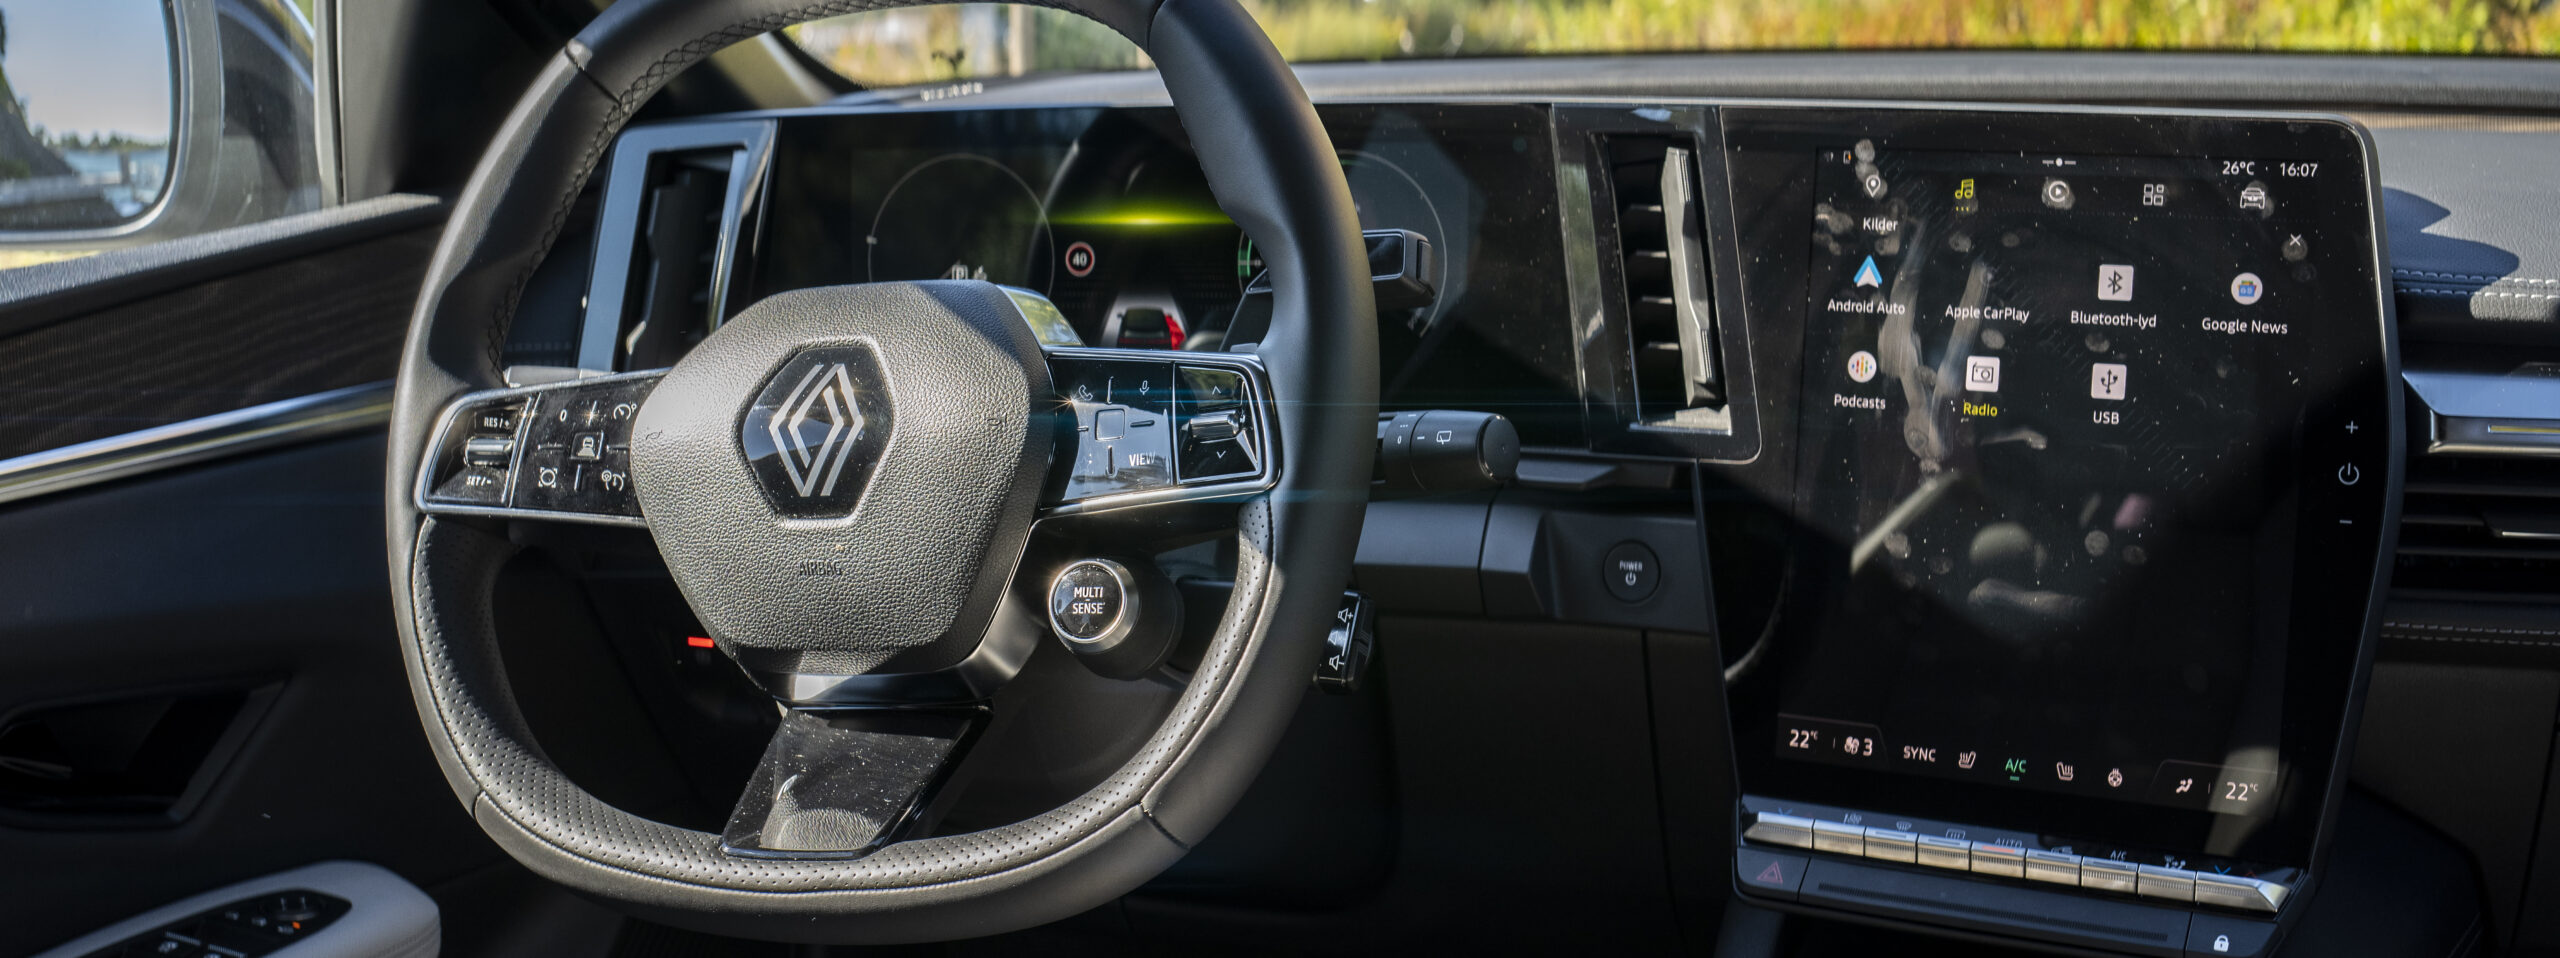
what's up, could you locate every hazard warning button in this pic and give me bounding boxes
[1738,847,1810,901]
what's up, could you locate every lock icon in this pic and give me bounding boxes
[2213,933,2231,953]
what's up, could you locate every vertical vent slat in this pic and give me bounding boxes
[1604,135,1720,419]
[623,154,736,370]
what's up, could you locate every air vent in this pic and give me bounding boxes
[2393,453,2560,599]
[1604,136,1721,419]
[577,121,775,373]
[618,152,733,370]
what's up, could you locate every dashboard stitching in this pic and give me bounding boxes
[2383,632,2560,647]
[2375,622,2560,635]
[2392,269,2560,285]
[2396,286,2560,300]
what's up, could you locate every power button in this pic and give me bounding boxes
[2337,463,2361,486]
[1603,541,1661,603]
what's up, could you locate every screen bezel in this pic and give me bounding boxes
[1716,104,2401,872]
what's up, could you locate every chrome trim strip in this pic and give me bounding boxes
[2406,367,2560,457]
[1741,811,1815,850]
[0,382,393,507]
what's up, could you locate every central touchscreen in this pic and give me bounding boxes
[1777,143,2346,819]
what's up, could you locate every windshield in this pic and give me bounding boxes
[789,0,2560,88]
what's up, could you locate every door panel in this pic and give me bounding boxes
[0,194,506,953]
[0,433,502,955]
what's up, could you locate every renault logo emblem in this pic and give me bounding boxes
[769,363,864,497]
[742,347,894,518]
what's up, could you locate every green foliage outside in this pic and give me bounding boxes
[793,0,2560,87]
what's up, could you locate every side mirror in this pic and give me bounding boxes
[0,0,319,252]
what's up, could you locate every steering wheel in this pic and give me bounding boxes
[383,0,1375,942]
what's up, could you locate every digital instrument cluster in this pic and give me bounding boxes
[745,104,1587,445]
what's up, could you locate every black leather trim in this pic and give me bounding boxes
[385,0,1372,939]
[2373,126,2560,344]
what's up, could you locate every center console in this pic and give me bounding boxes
[1710,107,2400,956]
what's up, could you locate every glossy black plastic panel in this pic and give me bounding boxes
[1719,106,2398,883]
[720,708,980,859]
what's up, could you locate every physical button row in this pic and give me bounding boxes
[1742,811,2286,913]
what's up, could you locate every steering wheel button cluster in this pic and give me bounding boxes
[1173,365,1258,481]
[512,377,656,518]
[1043,351,1274,512]
[418,374,661,524]
[1053,358,1180,502]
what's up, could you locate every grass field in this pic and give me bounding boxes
[793,0,2560,87]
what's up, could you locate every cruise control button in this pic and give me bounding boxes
[431,466,509,506]
[462,435,516,467]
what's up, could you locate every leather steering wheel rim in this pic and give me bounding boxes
[382,0,1376,942]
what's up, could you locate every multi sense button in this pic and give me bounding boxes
[1047,559,1133,646]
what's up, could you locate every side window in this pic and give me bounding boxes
[0,0,322,273]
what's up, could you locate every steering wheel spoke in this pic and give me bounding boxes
[1041,347,1278,517]
[413,371,666,527]
[720,706,983,859]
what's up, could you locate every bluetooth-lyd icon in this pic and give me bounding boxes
[2097,263,2134,301]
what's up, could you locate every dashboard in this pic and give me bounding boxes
[578,96,2406,957]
